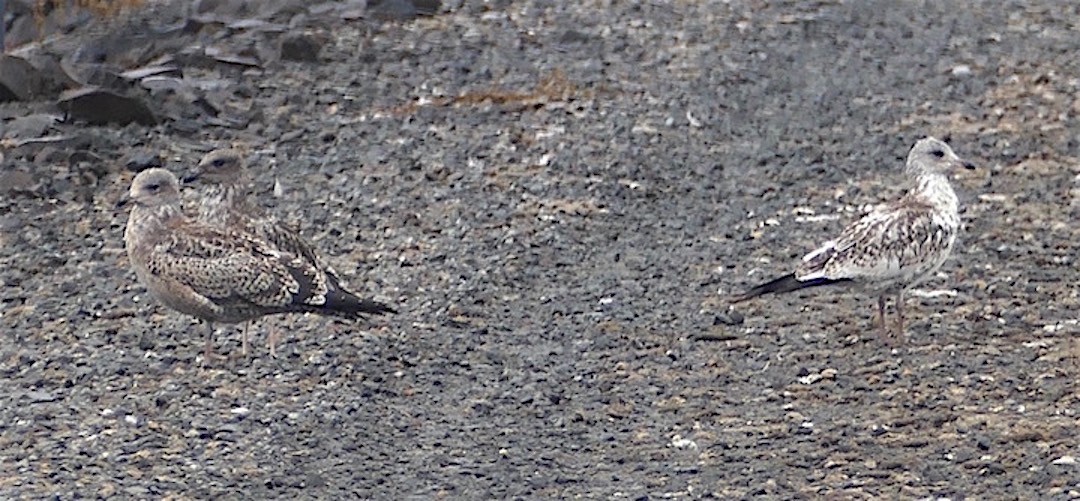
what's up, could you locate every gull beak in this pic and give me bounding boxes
[180,172,200,185]
[961,160,976,170]
[116,193,132,209]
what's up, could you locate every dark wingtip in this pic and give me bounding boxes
[325,289,397,318]
[358,299,397,316]
[730,273,847,303]
[729,273,799,303]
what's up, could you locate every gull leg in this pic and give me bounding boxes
[268,323,279,358]
[241,322,250,357]
[877,295,888,338]
[204,322,215,361]
[268,315,297,358]
[201,322,227,362]
[895,290,905,337]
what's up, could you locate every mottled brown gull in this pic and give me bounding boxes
[185,149,329,273]
[731,137,975,339]
[183,149,395,355]
[122,168,393,359]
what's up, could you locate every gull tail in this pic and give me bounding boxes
[729,273,848,303]
[321,288,398,317]
[284,262,397,317]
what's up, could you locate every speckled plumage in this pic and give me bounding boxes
[184,149,395,355]
[732,137,975,338]
[188,149,326,271]
[123,168,391,358]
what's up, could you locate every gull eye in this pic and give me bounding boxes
[930,150,945,158]
[145,183,161,191]
[212,158,227,168]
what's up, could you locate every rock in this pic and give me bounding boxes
[411,0,443,15]
[67,64,131,92]
[1,114,59,139]
[124,151,163,173]
[204,46,262,67]
[0,55,44,101]
[4,9,37,49]
[18,53,81,98]
[119,65,182,82]
[0,170,36,194]
[57,87,158,126]
[1051,455,1076,466]
[138,76,188,94]
[369,0,441,20]
[279,33,322,62]
[713,310,745,326]
[25,389,58,403]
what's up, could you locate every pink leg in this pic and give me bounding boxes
[895,290,905,337]
[268,324,279,358]
[877,295,888,338]
[204,322,215,361]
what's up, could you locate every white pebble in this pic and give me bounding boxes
[669,434,698,450]
[1051,455,1076,465]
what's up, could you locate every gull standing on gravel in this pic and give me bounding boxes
[185,150,330,274]
[182,149,395,355]
[122,168,394,360]
[730,137,975,339]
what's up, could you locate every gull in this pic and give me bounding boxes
[182,149,395,355]
[184,150,328,271]
[730,137,976,339]
[122,168,393,360]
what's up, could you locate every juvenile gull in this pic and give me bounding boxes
[185,150,329,273]
[122,168,393,359]
[731,137,975,339]
[183,149,395,354]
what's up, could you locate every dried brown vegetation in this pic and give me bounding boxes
[32,0,145,30]
[388,70,604,116]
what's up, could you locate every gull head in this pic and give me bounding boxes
[126,168,182,208]
[906,137,976,177]
[184,149,246,185]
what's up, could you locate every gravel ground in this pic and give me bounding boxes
[1,0,1078,498]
